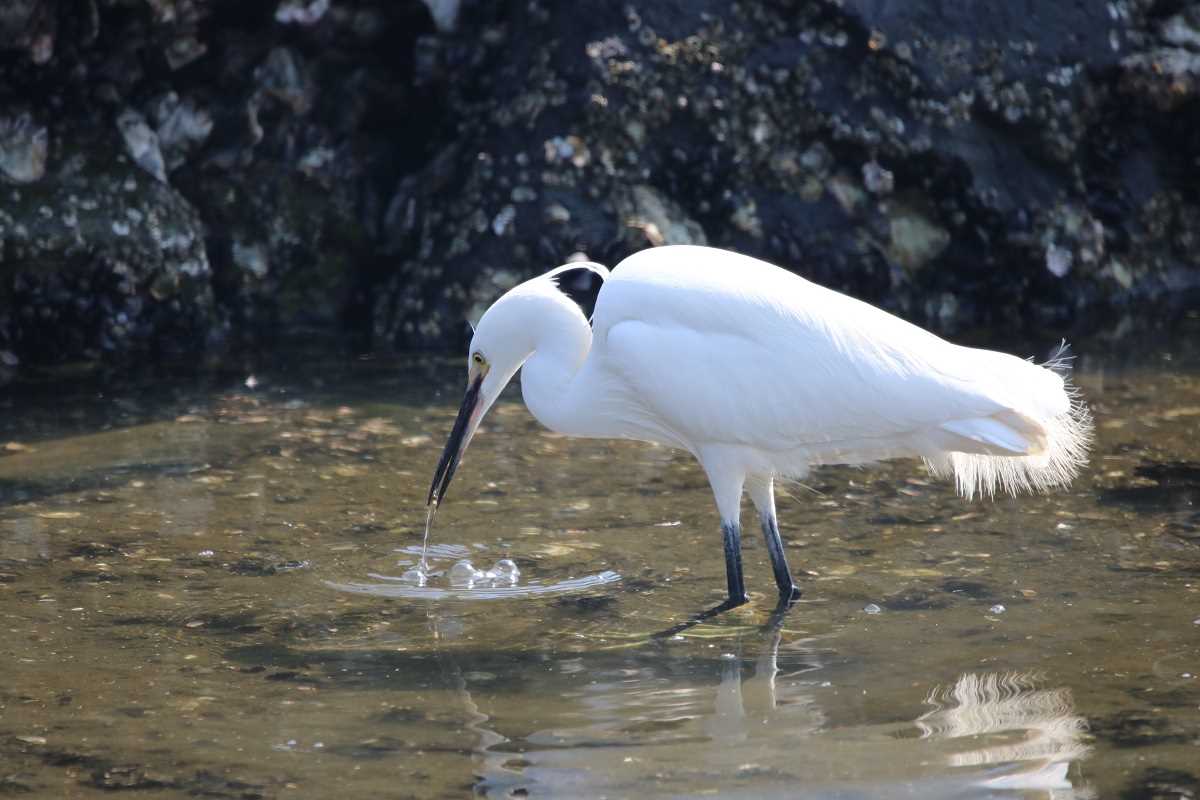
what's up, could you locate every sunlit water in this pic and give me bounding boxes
[0,334,1198,798]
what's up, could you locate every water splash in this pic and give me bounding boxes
[447,558,520,588]
[398,565,428,587]
[397,506,446,586]
[326,569,620,601]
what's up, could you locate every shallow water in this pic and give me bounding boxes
[0,336,1198,799]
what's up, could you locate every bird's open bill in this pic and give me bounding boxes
[427,373,484,508]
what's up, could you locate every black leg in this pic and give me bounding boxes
[649,543,796,642]
[760,512,801,603]
[722,520,748,606]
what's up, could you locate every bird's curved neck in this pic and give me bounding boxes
[520,311,594,437]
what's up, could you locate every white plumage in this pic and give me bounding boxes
[428,245,1092,607]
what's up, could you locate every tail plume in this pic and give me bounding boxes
[925,349,1093,500]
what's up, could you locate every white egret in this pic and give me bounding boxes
[428,245,1092,607]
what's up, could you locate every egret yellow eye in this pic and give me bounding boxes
[472,353,485,366]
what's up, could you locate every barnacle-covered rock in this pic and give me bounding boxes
[116,109,168,183]
[373,0,1199,348]
[0,135,215,367]
[1,0,1198,376]
[0,112,48,184]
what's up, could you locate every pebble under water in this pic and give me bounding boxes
[0,340,1198,798]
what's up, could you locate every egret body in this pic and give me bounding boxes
[428,246,1091,607]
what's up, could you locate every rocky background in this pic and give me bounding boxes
[1,0,1198,382]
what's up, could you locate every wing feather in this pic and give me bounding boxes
[594,246,1055,463]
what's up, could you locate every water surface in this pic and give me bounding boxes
[0,339,1198,798]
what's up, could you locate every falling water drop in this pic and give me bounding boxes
[419,505,435,573]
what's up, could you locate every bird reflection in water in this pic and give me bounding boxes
[459,607,1093,798]
[916,671,1092,794]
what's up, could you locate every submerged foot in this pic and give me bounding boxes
[722,593,750,610]
[778,584,801,604]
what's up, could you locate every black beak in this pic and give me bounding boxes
[427,373,484,508]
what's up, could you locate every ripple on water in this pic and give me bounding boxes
[325,568,621,601]
[394,542,472,561]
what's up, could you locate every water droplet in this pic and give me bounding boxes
[198,549,214,558]
[448,559,483,587]
[989,604,1007,614]
[485,558,520,583]
[863,603,882,615]
[399,567,427,587]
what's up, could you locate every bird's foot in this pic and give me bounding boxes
[777,584,801,605]
[721,593,750,610]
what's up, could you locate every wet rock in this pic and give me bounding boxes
[1,0,1199,371]
[0,134,215,367]
[226,558,280,576]
[183,770,265,799]
[275,0,330,26]
[116,109,167,183]
[0,773,36,793]
[1122,6,1200,113]
[66,542,122,559]
[419,0,460,33]
[554,594,617,614]
[1121,767,1200,800]
[939,579,997,600]
[861,161,894,195]
[881,586,951,611]
[255,47,315,116]
[1090,710,1192,747]
[152,93,213,172]
[617,185,708,248]
[370,706,428,724]
[1100,461,1200,512]
[0,113,48,184]
[885,204,950,272]
[88,765,169,791]
[0,0,57,64]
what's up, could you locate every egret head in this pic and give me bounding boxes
[427,262,607,509]
[426,295,530,509]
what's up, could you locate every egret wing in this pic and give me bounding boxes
[595,246,1064,460]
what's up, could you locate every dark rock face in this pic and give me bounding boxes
[1,0,1199,377]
